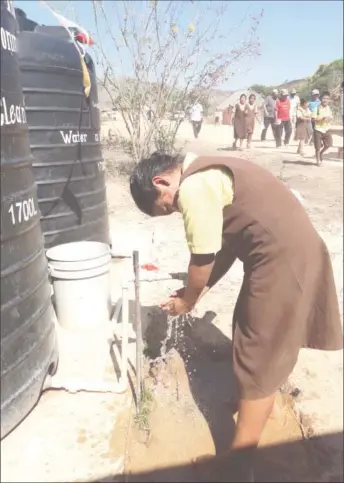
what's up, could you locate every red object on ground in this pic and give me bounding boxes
[141,263,159,271]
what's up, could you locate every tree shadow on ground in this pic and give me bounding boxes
[87,432,344,482]
[321,152,343,162]
[217,146,236,152]
[282,159,318,167]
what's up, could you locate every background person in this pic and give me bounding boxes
[295,99,311,156]
[261,88,278,141]
[290,88,300,138]
[274,89,292,147]
[232,94,247,150]
[214,110,222,126]
[245,93,259,149]
[312,91,333,166]
[190,102,203,139]
[307,89,321,145]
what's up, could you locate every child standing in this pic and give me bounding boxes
[245,94,259,149]
[232,94,247,150]
[295,99,311,156]
[311,91,333,166]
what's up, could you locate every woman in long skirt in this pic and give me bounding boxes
[232,94,247,150]
[295,99,311,156]
[245,94,259,149]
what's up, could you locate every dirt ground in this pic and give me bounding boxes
[1,121,342,482]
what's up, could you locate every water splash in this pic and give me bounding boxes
[150,313,193,365]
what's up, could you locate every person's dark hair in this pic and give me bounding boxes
[129,151,183,216]
[321,91,330,98]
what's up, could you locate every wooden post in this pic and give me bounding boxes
[133,250,143,410]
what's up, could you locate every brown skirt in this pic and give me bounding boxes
[233,105,246,140]
[295,119,308,140]
[232,238,343,400]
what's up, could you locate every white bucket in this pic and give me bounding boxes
[46,241,111,331]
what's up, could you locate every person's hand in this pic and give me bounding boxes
[160,297,192,316]
[160,286,210,315]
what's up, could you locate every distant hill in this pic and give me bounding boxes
[97,59,343,117]
[250,59,343,100]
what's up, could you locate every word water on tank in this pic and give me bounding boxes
[0,0,58,439]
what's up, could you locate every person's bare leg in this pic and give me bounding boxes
[315,147,322,166]
[230,394,276,451]
[239,139,244,150]
[299,139,305,156]
[320,141,329,164]
[247,134,252,149]
[297,141,301,154]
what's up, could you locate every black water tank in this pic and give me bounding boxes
[1,0,58,439]
[17,27,110,249]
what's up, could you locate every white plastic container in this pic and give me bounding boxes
[46,241,111,331]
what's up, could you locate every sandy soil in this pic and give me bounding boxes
[1,120,342,482]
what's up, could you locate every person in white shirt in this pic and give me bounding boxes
[214,110,222,126]
[190,102,203,138]
[289,88,300,138]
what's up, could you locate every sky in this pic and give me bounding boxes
[14,0,343,91]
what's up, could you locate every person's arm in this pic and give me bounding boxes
[177,171,230,307]
[274,100,280,122]
[263,99,269,117]
[205,247,237,290]
[254,105,260,122]
[183,254,215,307]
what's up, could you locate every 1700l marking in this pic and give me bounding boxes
[8,198,38,225]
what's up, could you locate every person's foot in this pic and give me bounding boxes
[316,151,325,166]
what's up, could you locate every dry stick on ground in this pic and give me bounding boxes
[90,0,263,161]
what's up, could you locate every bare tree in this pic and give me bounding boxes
[87,0,263,161]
